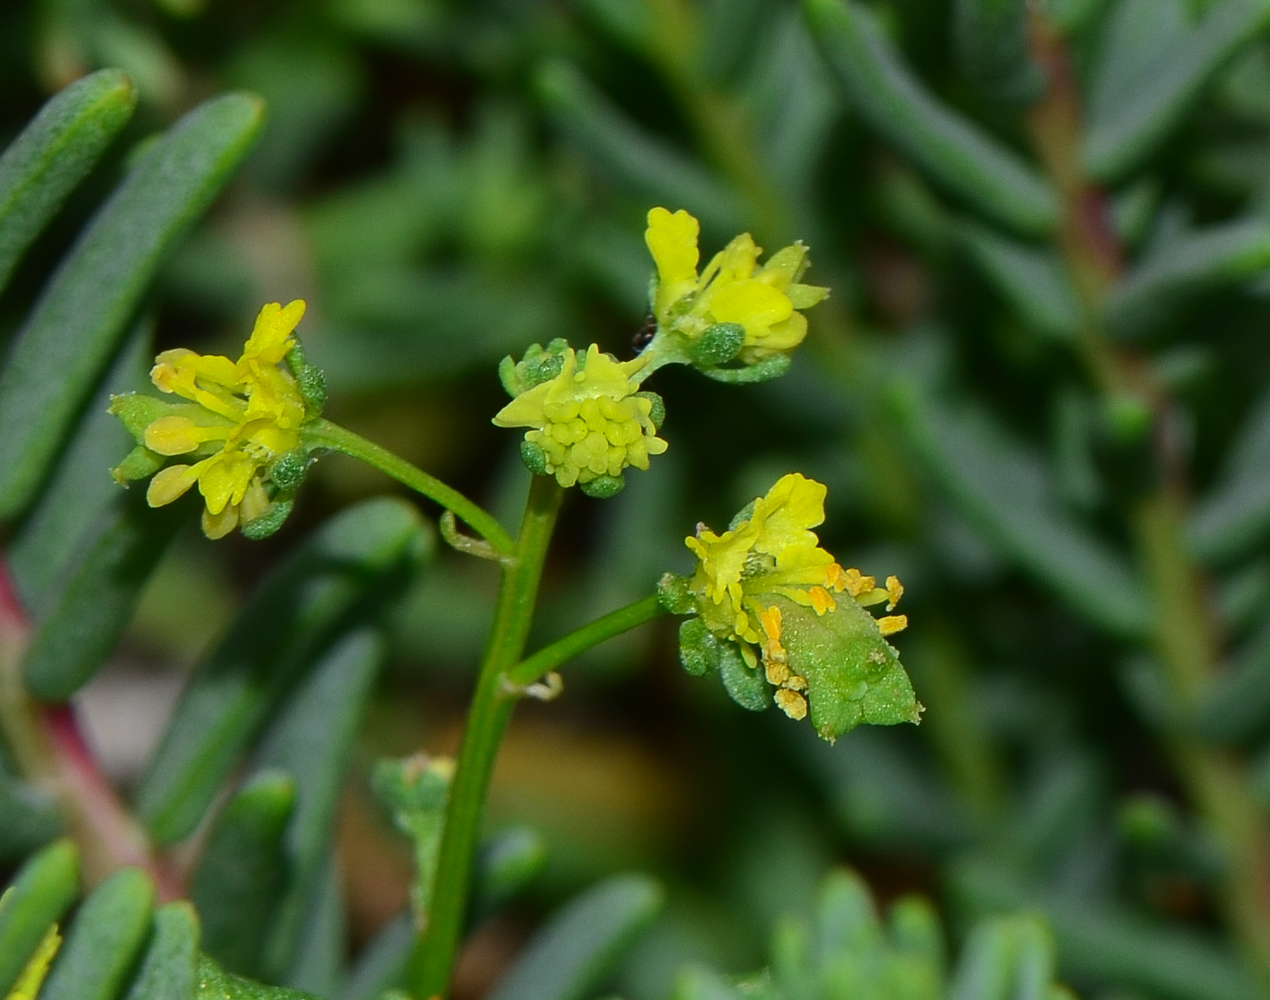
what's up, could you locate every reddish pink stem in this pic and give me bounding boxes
[0,554,184,899]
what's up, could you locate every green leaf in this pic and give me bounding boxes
[1191,385,1270,563]
[256,630,383,984]
[0,771,63,860]
[191,771,297,977]
[803,0,1058,236]
[40,868,155,1000]
[195,955,322,1000]
[122,903,201,1000]
[1084,0,1270,182]
[0,68,137,295]
[893,384,1152,638]
[951,0,1044,105]
[1196,611,1270,743]
[1087,0,1191,127]
[1105,219,1270,339]
[772,594,920,743]
[278,854,346,998]
[488,874,664,1000]
[21,494,184,701]
[341,913,413,1000]
[0,840,81,997]
[0,91,265,520]
[7,324,150,622]
[135,498,429,845]
[959,223,1080,341]
[952,859,1260,1000]
[472,826,550,922]
[534,60,743,232]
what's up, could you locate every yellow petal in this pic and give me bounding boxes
[645,207,699,286]
[144,415,228,456]
[197,451,257,515]
[202,501,239,540]
[146,464,199,507]
[709,279,793,334]
[243,299,305,365]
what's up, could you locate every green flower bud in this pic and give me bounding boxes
[240,497,294,540]
[689,323,746,366]
[634,391,665,430]
[580,474,625,499]
[520,439,550,476]
[678,617,720,676]
[269,449,311,492]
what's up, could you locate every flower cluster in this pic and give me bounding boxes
[644,207,829,367]
[111,301,318,539]
[670,473,918,742]
[493,343,667,497]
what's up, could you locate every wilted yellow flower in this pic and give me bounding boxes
[120,300,310,539]
[644,207,829,363]
[684,473,912,737]
[492,343,667,492]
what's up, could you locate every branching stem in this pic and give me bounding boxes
[305,419,516,558]
[410,474,563,998]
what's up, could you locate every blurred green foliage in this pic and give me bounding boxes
[10,0,1270,997]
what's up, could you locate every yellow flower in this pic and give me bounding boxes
[683,473,916,740]
[644,207,829,364]
[121,300,310,539]
[492,343,668,492]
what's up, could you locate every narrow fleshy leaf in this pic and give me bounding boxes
[952,860,1259,1000]
[952,0,1044,105]
[534,60,743,232]
[804,0,1058,236]
[0,91,265,519]
[0,840,81,997]
[1196,611,1270,743]
[488,874,664,1000]
[21,494,184,701]
[893,384,1152,638]
[0,772,63,860]
[7,324,150,622]
[471,826,550,922]
[135,499,429,845]
[960,224,1080,340]
[1085,0,1270,182]
[40,868,155,1000]
[122,903,201,1000]
[1191,385,1270,563]
[1105,219,1270,340]
[341,913,412,1000]
[0,68,137,294]
[257,631,382,984]
[190,771,297,977]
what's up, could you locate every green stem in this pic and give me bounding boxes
[410,474,564,999]
[304,419,515,557]
[507,595,666,687]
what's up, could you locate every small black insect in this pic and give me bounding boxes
[632,314,657,355]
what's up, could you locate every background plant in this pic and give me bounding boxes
[5,0,1270,999]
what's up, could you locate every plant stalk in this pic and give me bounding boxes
[306,419,516,557]
[507,594,666,687]
[410,473,563,999]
